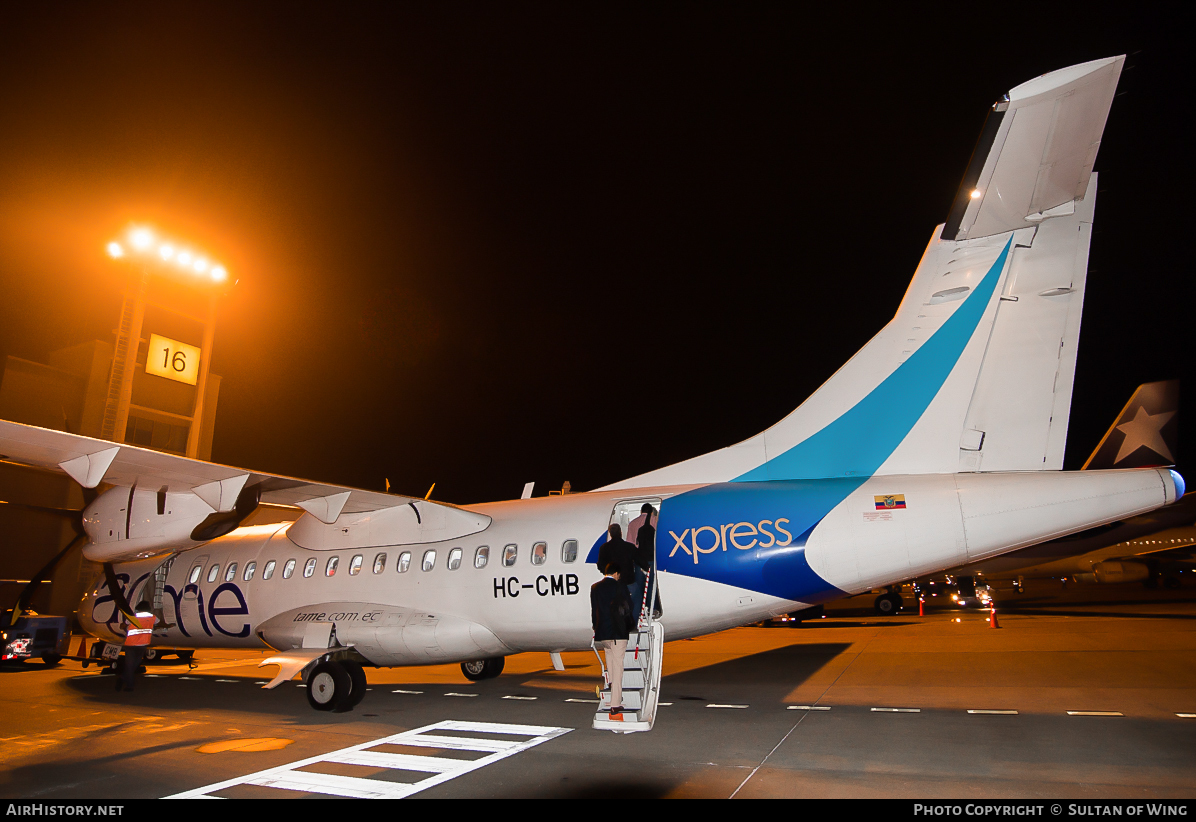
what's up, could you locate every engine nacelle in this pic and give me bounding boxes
[1091,560,1151,584]
[256,602,511,667]
[82,487,213,563]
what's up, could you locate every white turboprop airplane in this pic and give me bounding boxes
[0,56,1184,733]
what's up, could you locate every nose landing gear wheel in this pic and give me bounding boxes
[307,661,353,712]
[874,594,901,615]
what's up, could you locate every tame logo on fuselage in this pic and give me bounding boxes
[91,571,251,639]
[668,517,793,564]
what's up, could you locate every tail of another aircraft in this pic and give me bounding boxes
[606,56,1124,490]
[1083,380,1179,470]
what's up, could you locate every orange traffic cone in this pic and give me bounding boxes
[989,606,1001,628]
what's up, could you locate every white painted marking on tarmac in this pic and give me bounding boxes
[215,679,238,683]
[564,698,600,703]
[872,707,920,713]
[502,695,537,700]
[1067,711,1123,716]
[145,674,163,678]
[165,720,572,799]
[658,702,673,706]
[443,692,478,698]
[179,676,201,681]
[787,705,831,711]
[1177,713,1196,718]
[706,704,748,709]
[968,709,1018,715]
[392,689,423,694]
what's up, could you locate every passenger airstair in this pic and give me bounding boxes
[592,570,664,734]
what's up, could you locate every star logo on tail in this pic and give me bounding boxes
[1114,407,1176,464]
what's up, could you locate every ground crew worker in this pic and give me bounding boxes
[118,601,155,693]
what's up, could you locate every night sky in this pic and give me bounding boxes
[0,5,1190,505]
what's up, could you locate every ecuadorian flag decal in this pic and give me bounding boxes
[874,494,906,510]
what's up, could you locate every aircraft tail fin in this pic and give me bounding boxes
[1082,380,1179,470]
[604,57,1124,490]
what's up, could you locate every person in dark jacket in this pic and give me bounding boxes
[596,523,636,585]
[630,503,662,620]
[591,561,633,719]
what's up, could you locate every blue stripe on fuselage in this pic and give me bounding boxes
[734,237,1011,482]
[590,238,1012,601]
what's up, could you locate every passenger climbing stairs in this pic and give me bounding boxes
[592,571,664,734]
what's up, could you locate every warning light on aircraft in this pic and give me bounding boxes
[970,189,983,199]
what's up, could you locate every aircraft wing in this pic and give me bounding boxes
[0,418,489,529]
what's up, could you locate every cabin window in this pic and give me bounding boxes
[207,564,221,584]
[282,559,296,579]
[562,539,578,563]
[397,551,412,573]
[326,556,339,577]
[422,550,436,572]
[474,546,490,569]
[503,544,518,567]
[243,562,257,582]
[188,565,203,584]
[224,563,238,582]
[373,553,386,574]
[303,558,317,578]
[531,542,547,566]
[349,555,363,576]
[263,560,276,580]
[448,547,463,570]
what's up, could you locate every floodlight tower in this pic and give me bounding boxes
[104,227,230,459]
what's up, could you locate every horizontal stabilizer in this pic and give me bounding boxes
[942,56,1122,241]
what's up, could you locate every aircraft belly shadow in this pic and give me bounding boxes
[662,642,851,701]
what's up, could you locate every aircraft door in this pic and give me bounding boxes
[608,499,660,549]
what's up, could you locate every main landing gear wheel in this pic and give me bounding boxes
[460,657,505,681]
[343,661,368,708]
[874,593,902,616]
[307,661,354,712]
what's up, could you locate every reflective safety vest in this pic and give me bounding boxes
[124,611,155,647]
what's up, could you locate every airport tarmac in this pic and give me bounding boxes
[2,602,1195,799]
